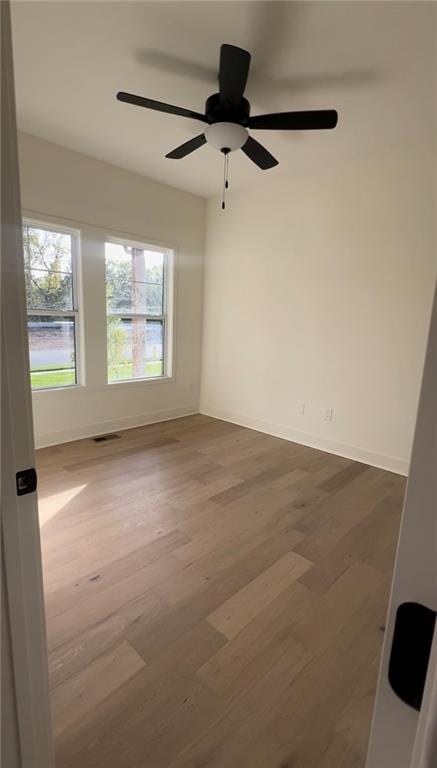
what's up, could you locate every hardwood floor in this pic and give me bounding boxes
[36,415,405,768]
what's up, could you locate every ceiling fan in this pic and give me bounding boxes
[117,43,338,166]
[117,43,337,204]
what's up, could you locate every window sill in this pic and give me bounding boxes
[31,384,84,396]
[31,377,174,395]
[106,375,174,390]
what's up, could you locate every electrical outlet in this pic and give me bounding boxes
[298,402,306,415]
[325,408,334,422]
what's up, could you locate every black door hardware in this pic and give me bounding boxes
[16,468,37,496]
[389,601,436,711]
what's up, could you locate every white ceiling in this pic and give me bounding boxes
[11,1,433,198]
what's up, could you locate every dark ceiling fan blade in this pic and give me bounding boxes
[116,92,207,122]
[241,136,278,170]
[249,109,338,130]
[218,44,251,106]
[165,134,206,159]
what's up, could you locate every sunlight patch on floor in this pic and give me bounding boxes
[38,484,88,526]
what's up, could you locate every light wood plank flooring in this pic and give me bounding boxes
[37,415,405,768]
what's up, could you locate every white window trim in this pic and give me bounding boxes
[23,218,83,391]
[105,235,174,384]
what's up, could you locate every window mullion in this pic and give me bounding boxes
[27,309,78,317]
[107,313,165,321]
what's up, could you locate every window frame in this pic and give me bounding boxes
[23,218,82,391]
[105,235,173,384]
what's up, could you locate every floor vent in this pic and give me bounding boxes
[92,433,120,443]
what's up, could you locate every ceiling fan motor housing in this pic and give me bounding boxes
[205,93,250,126]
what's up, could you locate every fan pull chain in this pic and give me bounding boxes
[222,150,230,210]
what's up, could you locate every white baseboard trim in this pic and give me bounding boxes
[35,405,199,449]
[200,404,409,476]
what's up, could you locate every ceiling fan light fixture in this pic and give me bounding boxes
[204,122,248,152]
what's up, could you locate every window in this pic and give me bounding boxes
[23,222,80,390]
[105,240,171,382]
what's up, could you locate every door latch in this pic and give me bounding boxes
[16,468,37,496]
[389,601,436,711]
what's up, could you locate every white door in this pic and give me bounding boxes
[1,2,54,766]
[366,280,437,767]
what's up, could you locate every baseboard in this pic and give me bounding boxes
[36,400,410,476]
[35,405,199,449]
[199,403,409,476]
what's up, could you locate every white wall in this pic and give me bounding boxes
[200,5,436,482]
[18,133,205,448]
[200,141,435,475]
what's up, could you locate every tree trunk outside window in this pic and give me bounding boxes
[132,247,147,378]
